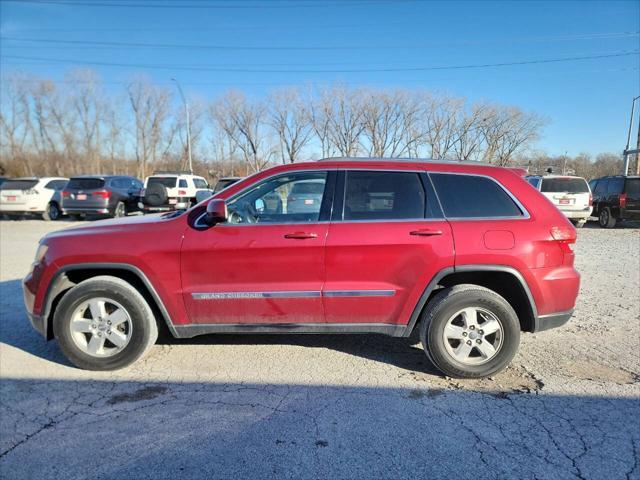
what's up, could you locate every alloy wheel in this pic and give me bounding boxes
[442,307,504,365]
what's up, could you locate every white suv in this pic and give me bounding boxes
[526,175,592,227]
[0,177,68,221]
[139,172,210,212]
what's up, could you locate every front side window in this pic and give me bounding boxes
[226,171,327,224]
[343,171,426,221]
[430,173,523,219]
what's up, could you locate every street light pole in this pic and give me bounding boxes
[623,95,640,176]
[171,78,193,173]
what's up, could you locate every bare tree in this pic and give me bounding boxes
[310,90,335,159]
[268,88,313,163]
[0,74,30,174]
[325,85,365,157]
[127,78,172,177]
[361,89,416,157]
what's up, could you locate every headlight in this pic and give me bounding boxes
[33,244,48,266]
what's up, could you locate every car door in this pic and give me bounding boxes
[323,169,454,328]
[180,169,335,325]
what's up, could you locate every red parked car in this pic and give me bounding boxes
[23,158,580,378]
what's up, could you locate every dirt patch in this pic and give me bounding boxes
[562,361,638,385]
[107,385,168,405]
[401,364,544,396]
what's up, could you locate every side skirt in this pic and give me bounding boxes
[173,323,406,338]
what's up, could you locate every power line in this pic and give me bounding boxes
[2,51,637,73]
[3,33,638,52]
[3,0,410,9]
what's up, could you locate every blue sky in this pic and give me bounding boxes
[1,0,638,156]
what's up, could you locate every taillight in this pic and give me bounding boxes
[61,191,70,198]
[93,190,111,199]
[178,189,187,196]
[551,226,577,261]
[620,193,627,209]
[588,193,592,206]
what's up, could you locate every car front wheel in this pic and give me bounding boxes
[53,276,158,370]
[419,284,520,379]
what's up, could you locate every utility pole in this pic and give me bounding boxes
[623,95,640,176]
[171,78,193,173]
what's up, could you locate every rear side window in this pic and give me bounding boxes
[540,177,589,193]
[67,178,105,190]
[110,178,129,188]
[343,171,425,221]
[148,177,177,188]
[430,173,523,219]
[193,178,208,188]
[0,179,38,190]
[625,178,640,196]
[607,177,624,194]
[594,179,608,195]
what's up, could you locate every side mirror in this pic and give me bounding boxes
[205,199,227,226]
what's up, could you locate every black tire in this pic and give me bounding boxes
[143,183,168,207]
[42,202,61,221]
[419,284,520,379]
[53,276,158,371]
[598,207,616,228]
[113,201,126,218]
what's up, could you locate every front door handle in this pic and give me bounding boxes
[284,232,318,240]
[410,229,443,237]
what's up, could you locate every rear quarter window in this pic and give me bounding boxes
[429,173,523,218]
[540,177,589,193]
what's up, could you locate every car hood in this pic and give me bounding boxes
[43,213,179,241]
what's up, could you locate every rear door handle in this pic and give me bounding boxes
[284,232,318,240]
[410,229,443,237]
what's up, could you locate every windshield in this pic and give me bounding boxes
[0,179,39,190]
[148,177,177,188]
[541,177,589,193]
[67,178,105,190]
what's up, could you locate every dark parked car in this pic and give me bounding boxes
[589,175,640,228]
[62,175,143,219]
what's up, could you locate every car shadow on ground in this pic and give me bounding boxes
[1,278,438,376]
[1,376,638,479]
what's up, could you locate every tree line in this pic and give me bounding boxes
[0,69,625,180]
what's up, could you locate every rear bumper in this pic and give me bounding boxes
[63,207,110,215]
[534,309,574,332]
[560,207,592,219]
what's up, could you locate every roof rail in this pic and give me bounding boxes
[152,170,193,175]
[316,157,494,166]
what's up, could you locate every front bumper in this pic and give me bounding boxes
[23,274,47,338]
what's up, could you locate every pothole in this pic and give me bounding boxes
[107,385,168,405]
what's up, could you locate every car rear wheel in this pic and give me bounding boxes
[53,276,158,370]
[599,207,616,228]
[42,202,61,221]
[419,284,520,379]
[113,201,126,218]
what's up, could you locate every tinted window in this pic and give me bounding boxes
[625,178,640,196]
[0,179,38,190]
[430,173,523,218]
[148,177,177,188]
[607,177,624,194]
[343,171,425,221]
[227,171,327,224]
[179,179,188,188]
[44,180,67,190]
[193,178,208,188]
[526,177,541,189]
[594,179,608,195]
[110,178,128,189]
[541,177,589,193]
[67,178,105,190]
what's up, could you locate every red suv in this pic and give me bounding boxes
[23,159,580,378]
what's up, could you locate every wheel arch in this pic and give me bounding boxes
[42,263,177,340]
[403,265,538,337]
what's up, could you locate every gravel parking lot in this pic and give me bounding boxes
[1,219,639,479]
